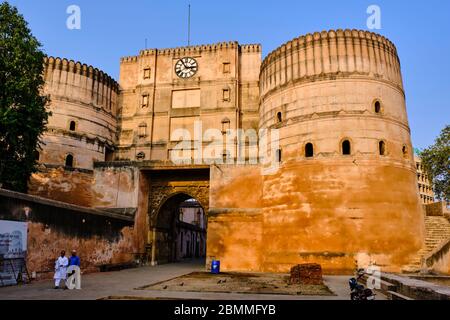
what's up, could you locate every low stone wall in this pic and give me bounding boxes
[0,189,136,280]
[427,240,450,274]
[381,273,450,300]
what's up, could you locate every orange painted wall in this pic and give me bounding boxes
[207,161,424,274]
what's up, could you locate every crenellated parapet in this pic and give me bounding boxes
[260,29,403,99]
[39,56,119,170]
[43,56,119,115]
[44,57,119,92]
[240,44,262,53]
[121,41,261,61]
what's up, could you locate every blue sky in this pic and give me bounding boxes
[6,0,450,149]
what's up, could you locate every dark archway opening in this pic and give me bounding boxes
[276,112,282,123]
[305,143,314,158]
[65,154,74,167]
[69,121,76,131]
[153,193,207,265]
[342,140,351,155]
[379,141,386,156]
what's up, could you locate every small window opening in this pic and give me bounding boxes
[374,101,381,114]
[69,121,76,131]
[65,154,74,167]
[402,145,408,158]
[342,140,351,155]
[305,143,314,158]
[143,67,151,79]
[379,141,386,156]
[276,112,282,123]
[276,149,282,163]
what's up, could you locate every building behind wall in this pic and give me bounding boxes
[415,154,435,205]
[178,199,206,259]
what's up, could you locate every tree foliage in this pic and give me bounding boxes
[0,2,49,192]
[420,125,450,202]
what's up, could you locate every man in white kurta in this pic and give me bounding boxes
[54,250,68,289]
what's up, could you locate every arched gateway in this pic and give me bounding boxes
[145,168,210,266]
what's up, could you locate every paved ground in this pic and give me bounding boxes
[0,261,386,300]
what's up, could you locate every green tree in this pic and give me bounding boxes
[420,125,450,202]
[0,2,49,192]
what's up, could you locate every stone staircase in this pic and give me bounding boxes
[403,215,450,273]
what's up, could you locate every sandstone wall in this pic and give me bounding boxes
[205,30,424,274]
[207,165,263,271]
[258,29,424,273]
[40,57,119,170]
[117,42,261,162]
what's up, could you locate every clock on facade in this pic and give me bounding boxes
[175,57,198,78]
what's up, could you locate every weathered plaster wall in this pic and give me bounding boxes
[0,189,135,280]
[260,158,424,274]
[207,165,263,271]
[91,165,140,208]
[207,160,423,274]
[206,30,424,274]
[28,167,95,207]
[28,165,140,209]
[27,222,134,279]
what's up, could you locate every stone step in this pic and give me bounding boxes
[387,291,414,300]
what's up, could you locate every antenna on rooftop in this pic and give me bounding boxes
[188,4,191,46]
[145,38,148,49]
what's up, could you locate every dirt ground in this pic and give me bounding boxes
[139,272,335,296]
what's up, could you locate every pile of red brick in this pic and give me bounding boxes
[289,263,323,285]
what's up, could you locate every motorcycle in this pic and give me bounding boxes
[349,269,376,300]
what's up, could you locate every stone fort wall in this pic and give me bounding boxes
[28,57,120,206]
[207,30,425,273]
[39,57,119,170]
[25,30,427,274]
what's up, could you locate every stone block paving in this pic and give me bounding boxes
[0,261,386,300]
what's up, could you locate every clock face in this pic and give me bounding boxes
[175,57,198,78]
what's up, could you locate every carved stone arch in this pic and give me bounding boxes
[149,185,210,225]
[150,189,209,226]
[148,182,209,265]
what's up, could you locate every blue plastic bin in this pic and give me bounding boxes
[211,260,220,274]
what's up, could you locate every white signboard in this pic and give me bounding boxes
[0,220,28,286]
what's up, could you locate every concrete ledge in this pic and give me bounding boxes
[381,273,450,300]
[38,163,93,174]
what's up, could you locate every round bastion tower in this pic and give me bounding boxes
[28,57,119,207]
[38,57,119,170]
[259,30,424,273]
